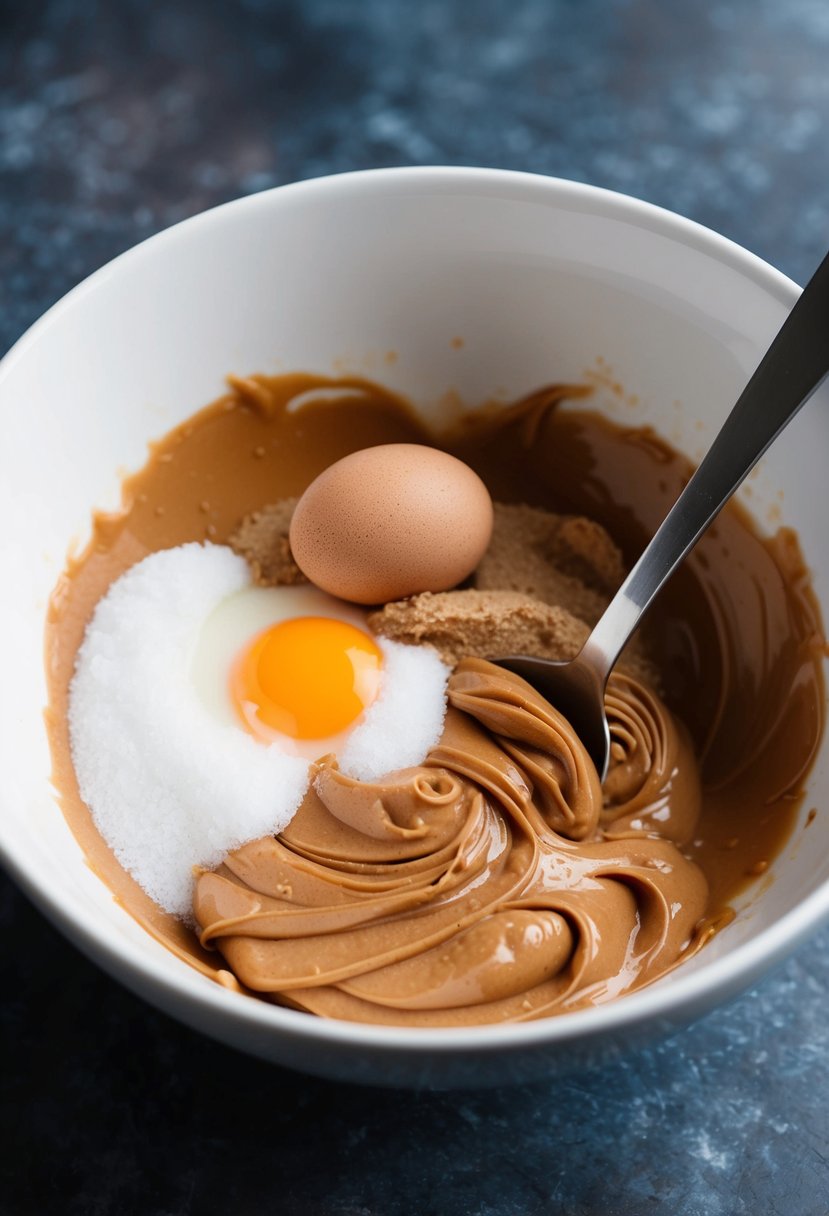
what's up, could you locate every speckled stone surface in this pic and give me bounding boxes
[2,1,829,1212]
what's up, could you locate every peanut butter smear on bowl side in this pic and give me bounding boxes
[45,374,826,1025]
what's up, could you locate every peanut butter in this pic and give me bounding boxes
[194,662,705,1024]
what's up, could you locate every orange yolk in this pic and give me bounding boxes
[231,616,383,741]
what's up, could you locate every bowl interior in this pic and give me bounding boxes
[1,169,827,1072]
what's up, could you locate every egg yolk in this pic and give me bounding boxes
[232,616,383,741]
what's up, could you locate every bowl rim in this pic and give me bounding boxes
[1,164,826,1056]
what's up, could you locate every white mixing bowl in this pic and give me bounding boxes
[1,167,826,1088]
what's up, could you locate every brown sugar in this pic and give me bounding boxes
[228,495,654,679]
[368,589,590,666]
[473,503,625,624]
[229,499,308,587]
[370,587,656,683]
[229,498,626,611]
[228,493,656,677]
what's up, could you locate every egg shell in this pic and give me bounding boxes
[289,444,494,605]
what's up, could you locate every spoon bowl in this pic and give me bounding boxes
[496,651,612,779]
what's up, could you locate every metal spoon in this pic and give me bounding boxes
[496,249,829,781]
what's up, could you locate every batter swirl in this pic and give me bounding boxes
[194,660,707,1025]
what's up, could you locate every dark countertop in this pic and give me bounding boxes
[1,2,828,1212]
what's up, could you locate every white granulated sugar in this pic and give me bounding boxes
[69,543,310,919]
[69,542,452,922]
[338,638,450,782]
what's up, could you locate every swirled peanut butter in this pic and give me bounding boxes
[194,662,705,1024]
[45,374,826,1024]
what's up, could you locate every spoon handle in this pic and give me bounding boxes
[581,248,829,684]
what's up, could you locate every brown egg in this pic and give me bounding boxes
[289,444,494,604]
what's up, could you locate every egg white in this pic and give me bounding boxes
[191,582,373,759]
